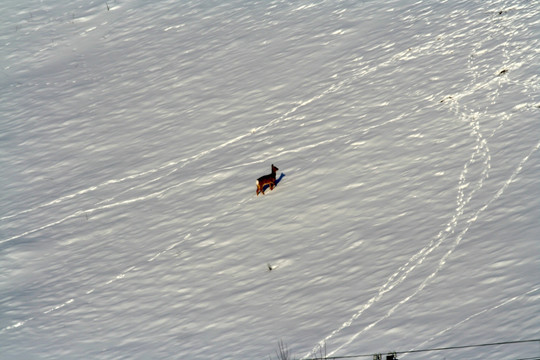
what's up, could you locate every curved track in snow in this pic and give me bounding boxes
[306,1,539,357]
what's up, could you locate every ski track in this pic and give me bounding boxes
[312,139,538,358]
[0,27,379,330]
[1,0,434,230]
[327,140,539,358]
[0,94,327,245]
[306,106,490,357]
[0,15,434,249]
[306,1,538,356]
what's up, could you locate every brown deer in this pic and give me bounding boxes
[256,164,279,196]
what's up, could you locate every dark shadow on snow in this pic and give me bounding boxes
[276,172,285,186]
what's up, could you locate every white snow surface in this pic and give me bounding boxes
[1,0,539,359]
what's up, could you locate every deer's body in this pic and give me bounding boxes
[256,164,279,196]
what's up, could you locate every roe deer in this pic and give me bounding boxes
[256,164,279,196]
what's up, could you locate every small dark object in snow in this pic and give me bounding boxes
[440,96,453,103]
[498,69,508,76]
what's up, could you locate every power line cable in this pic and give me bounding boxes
[301,339,540,360]
[400,339,540,355]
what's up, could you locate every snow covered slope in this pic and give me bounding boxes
[1,0,539,359]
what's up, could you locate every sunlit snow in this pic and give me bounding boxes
[1,0,539,359]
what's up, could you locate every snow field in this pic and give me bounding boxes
[1,0,539,359]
